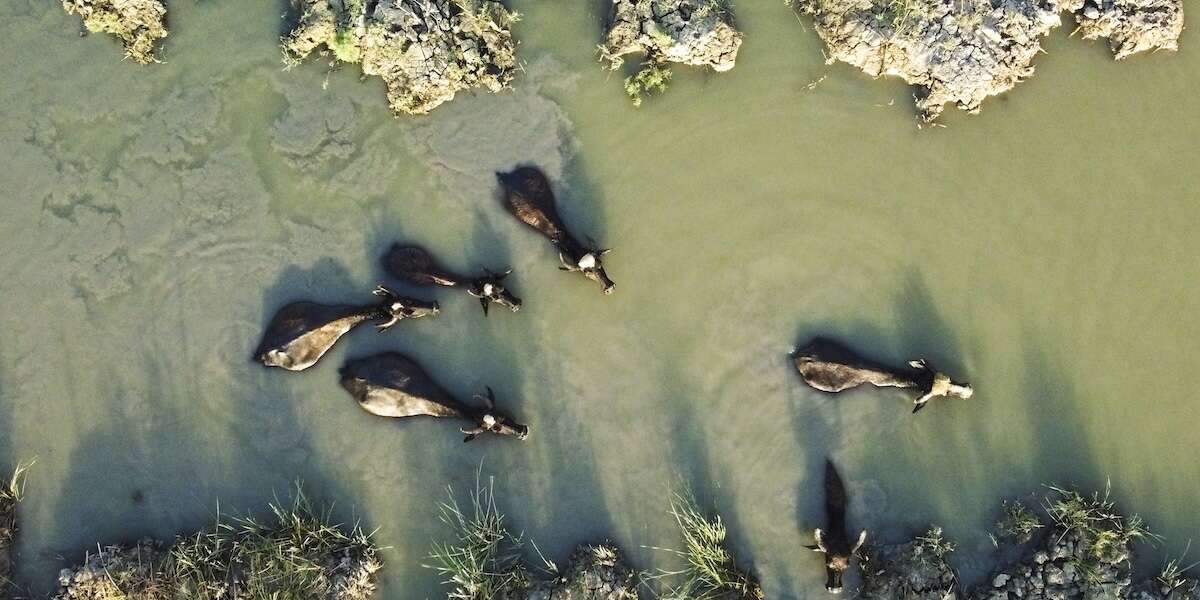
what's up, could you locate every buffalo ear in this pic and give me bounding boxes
[912,401,928,414]
[479,297,490,316]
[804,544,822,552]
[853,530,868,554]
[463,432,479,443]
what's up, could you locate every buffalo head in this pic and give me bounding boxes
[808,528,866,594]
[461,387,529,442]
[909,359,974,414]
[469,270,522,315]
[562,249,615,295]
[373,285,439,330]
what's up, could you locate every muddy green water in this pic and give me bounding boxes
[1,0,1198,597]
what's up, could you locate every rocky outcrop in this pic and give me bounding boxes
[969,530,1132,600]
[525,544,640,600]
[600,0,743,105]
[282,0,519,116]
[600,0,743,72]
[62,0,168,64]
[795,0,1183,122]
[860,528,958,600]
[1073,0,1184,59]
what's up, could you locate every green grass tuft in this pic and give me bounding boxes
[995,500,1043,544]
[55,485,380,600]
[425,476,529,600]
[1,463,32,594]
[649,488,762,600]
[624,61,673,107]
[913,526,955,566]
[1044,483,1154,586]
[1157,543,1199,595]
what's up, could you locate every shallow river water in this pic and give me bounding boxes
[1,0,1198,597]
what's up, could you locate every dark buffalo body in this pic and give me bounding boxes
[338,352,528,440]
[382,244,522,315]
[810,459,867,594]
[339,352,466,419]
[254,287,438,372]
[793,337,921,393]
[497,166,614,294]
[497,167,576,253]
[254,301,380,372]
[383,244,464,287]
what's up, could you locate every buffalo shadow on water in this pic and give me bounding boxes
[459,212,620,572]
[649,351,762,594]
[350,206,619,595]
[38,258,371,596]
[786,316,892,599]
[845,270,1107,587]
[846,269,983,538]
[785,268,988,593]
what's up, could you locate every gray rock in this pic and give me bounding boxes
[524,544,639,600]
[860,530,958,600]
[1073,0,1184,58]
[282,0,519,115]
[793,0,1183,121]
[600,0,743,72]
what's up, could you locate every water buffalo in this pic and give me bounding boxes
[793,337,974,413]
[254,286,439,371]
[382,244,522,316]
[496,166,615,295]
[339,352,529,441]
[806,460,867,594]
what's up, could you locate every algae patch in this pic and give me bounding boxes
[62,0,168,64]
[282,0,520,116]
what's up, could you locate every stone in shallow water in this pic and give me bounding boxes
[61,0,168,64]
[524,544,640,600]
[282,0,519,116]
